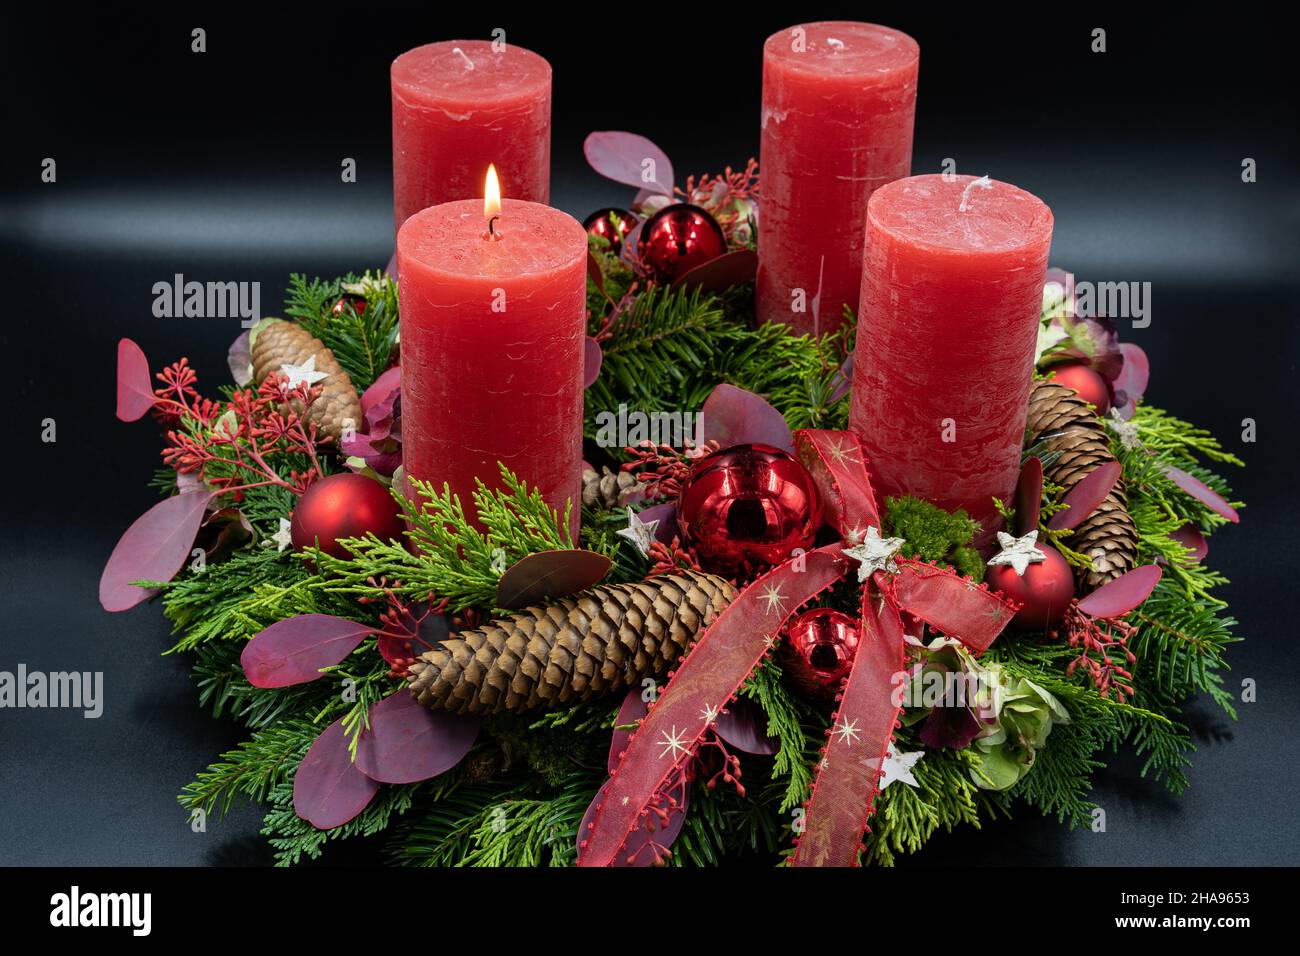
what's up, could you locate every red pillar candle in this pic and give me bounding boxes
[757,21,919,335]
[397,169,586,529]
[391,40,551,234]
[848,174,1053,538]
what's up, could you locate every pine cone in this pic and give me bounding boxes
[407,571,737,715]
[581,466,645,510]
[1025,380,1138,588]
[250,319,362,444]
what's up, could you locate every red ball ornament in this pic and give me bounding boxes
[985,543,1075,631]
[780,608,860,699]
[582,207,638,258]
[1050,362,1111,415]
[677,444,823,577]
[637,203,726,282]
[331,295,367,319]
[290,473,406,559]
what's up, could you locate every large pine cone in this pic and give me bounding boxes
[1025,380,1138,588]
[407,571,737,715]
[251,319,362,444]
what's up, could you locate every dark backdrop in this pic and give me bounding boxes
[3,5,1297,866]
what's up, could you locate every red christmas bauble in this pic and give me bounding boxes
[985,543,1075,631]
[582,207,638,258]
[290,473,406,558]
[780,608,860,699]
[677,444,823,577]
[638,203,726,282]
[1050,362,1111,415]
[331,295,367,319]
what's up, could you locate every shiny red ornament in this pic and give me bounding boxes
[290,473,406,559]
[582,207,638,258]
[1050,362,1111,415]
[638,203,726,282]
[780,608,860,699]
[986,543,1075,631]
[677,443,823,577]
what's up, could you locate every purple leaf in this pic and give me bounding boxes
[1112,343,1150,420]
[828,353,854,404]
[1169,523,1208,563]
[1077,564,1163,619]
[1059,313,1123,381]
[116,338,155,422]
[670,249,758,294]
[1016,457,1044,534]
[293,717,379,830]
[637,501,679,545]
[586,250,605,295]
[699,383,794,454]
[712,698,779,755]
[241,614,374,688]
[195,506,253,562]
[99,491,217,611]
[584,131,674,196]
[226,329,253,386]
[577,774,689,867]
[355,692,479,784]
[1048,462,1121,531]
[360,365,401,413]
[1165,466,1239,523]
[608,688,649,774]
[583,337,603,389]
[495,549,612,610]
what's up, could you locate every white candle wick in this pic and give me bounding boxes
[959,175,992,212]
[452,47,475,71]
[827,37,845,51]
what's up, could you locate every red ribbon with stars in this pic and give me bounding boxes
[578,430,1017,868]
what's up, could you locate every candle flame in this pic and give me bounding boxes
[484,164,502,232]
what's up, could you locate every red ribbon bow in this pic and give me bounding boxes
[577,429,1017,867]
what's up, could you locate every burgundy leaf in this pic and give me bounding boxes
[99,491,217,611]
[355,692,479,784]
[1165,465,1239,523]
[637,501,679,545]
[195,506,253,562]
[116,337,155,422]
[495,549,612,609]
[712,698,779,755]
[670,249,758,294]
[1047,462,1121,531]
[586,250,605,295]
[609,688,650,774]
[583,336,603,389]
[360,365,401,413]
[828,353,854,404]
[576,774,689,867]
[293,717,379,830]
[226,329,253,386]
[699,383,794,454]
[1016,456,1044,534]
[1112,343,1150,419]
[1169,523,1208,563]
[241,614,374,688]
[1077,564,1163,619]
[583,131,674,195]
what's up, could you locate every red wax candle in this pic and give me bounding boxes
[757,22,919,335]
[391,40,551,234]
[397,175,586,529]
[848,174,1053,539]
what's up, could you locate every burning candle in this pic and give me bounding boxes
[848,174,1054,540]
[391,40,551,234]
[757,21,919,335]
[397,166,587,529]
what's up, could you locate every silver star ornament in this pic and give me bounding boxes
[841,526,905,582]
[986,529,1047,576]
[615,507,659,557]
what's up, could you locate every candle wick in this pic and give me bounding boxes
[959,175,993,213]
[451,46,475,71]
[486,215,502,240]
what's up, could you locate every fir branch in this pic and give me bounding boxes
[286,271,400,392]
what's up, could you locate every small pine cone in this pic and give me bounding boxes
[407,570,737,715]
[250,319,362,444]
[581,466,645,510]
[1026,380,1139,589]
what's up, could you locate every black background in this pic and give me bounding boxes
[2,4,1297,867]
